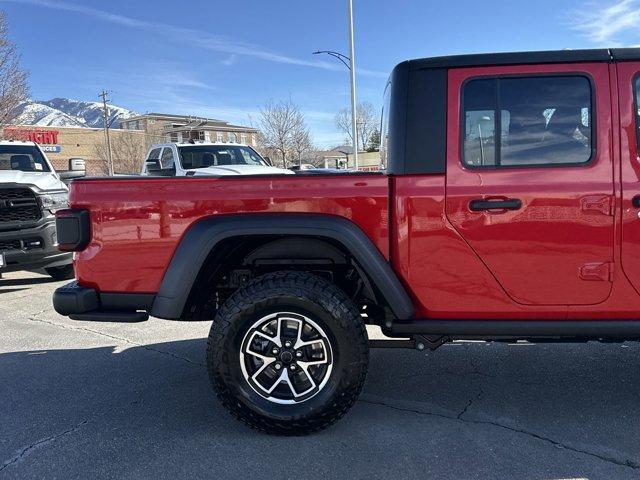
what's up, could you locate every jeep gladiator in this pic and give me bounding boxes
[53,48,640,434]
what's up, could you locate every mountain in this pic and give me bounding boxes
[12,98,138,128]
[12,102,86,127]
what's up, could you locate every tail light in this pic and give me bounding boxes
[55,209,90,252]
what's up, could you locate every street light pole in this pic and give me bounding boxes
[347,0,358,170]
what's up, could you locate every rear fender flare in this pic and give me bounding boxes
[150,214,414,320]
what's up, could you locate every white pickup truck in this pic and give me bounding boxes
[0,140,85,279]
[141,142,293,176]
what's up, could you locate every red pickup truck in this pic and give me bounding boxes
[53,48,640,434]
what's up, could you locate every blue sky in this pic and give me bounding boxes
[0,0,638,147]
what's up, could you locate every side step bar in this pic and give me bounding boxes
[384,320,640,338]
[70,310,149,323]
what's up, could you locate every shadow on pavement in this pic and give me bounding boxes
[0,287,29,294]
[1,338,639,479]
[0,276,58,288]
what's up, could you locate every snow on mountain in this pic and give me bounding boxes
[12,102,86,127]
[12,98,138,129]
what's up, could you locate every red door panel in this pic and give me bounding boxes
[446,63,614,306]
[616,62,640,296]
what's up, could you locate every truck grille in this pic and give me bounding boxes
[0,188,42,224]
[0,239,21,250]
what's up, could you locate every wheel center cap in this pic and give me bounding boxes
[279,351,293,364]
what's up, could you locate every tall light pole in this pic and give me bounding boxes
[347,0,358,170]
[312,0,359,170]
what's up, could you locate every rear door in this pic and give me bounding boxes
[446,63,614,306]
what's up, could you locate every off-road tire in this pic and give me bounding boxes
[207,270,369,435]
[45,264,75,281]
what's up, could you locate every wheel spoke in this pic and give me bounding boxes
[254,329,281,348]
[250,357,276,385]
[293,363,317,395]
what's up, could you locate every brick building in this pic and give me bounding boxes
[120,113,259,146]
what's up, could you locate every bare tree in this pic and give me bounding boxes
[290,124,314,165]
[95,132,149,175]
[0,11,28,126]
[258,98,308,168]
[335,101,378,151]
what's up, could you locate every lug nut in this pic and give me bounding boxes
[290,364,296,371]
[274,363,282,370]
[272,348,279,355]
[284,340,292,348]
[295,351,302,358]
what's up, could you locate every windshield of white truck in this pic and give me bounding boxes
[178,145,266,169]
[0,145,51,172]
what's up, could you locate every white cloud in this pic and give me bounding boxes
[570,0,640,46]
[221,55,237,67]
[1,0,387,78]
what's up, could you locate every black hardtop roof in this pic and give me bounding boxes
[404,48,640,71]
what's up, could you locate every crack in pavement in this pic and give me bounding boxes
[358,394,640,471]
[26,315,205,368]
[0,420,88,472]
[457,387,483,419]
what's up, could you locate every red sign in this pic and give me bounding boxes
[3,128,59,144]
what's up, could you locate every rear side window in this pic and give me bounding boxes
[161,147,175,167]
[147,148,161,160]
[462,75,593,168]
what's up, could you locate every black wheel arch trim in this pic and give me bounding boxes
[150,214,415,320]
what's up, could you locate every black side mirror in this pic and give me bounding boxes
[145,158,175,176]
[59,157,86,182]
[145,158,162,172]
[264,156,273,166]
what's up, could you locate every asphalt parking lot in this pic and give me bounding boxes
[1,271,640,479]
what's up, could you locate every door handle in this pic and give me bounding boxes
[469,198,522,212]
[633,195,640,208]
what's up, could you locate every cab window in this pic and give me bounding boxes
[463,75,593,168]
[147,148,161,161]
[160,147,175,168]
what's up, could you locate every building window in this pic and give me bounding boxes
[252,134,258,146]
[217,131,224,143]
[462,75,593,168]
[228,132,238,143]
[204,131,211,142]
[240,133,247,144]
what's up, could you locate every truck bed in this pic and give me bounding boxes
[70,174,389,293]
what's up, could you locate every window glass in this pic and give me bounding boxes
[179,145,267,169]
[0,145,50,172]
[379,81,392,168]
[463,76,592,167]
[228,132,238,143]
[147,148,161,160]
[160,147,175,169]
